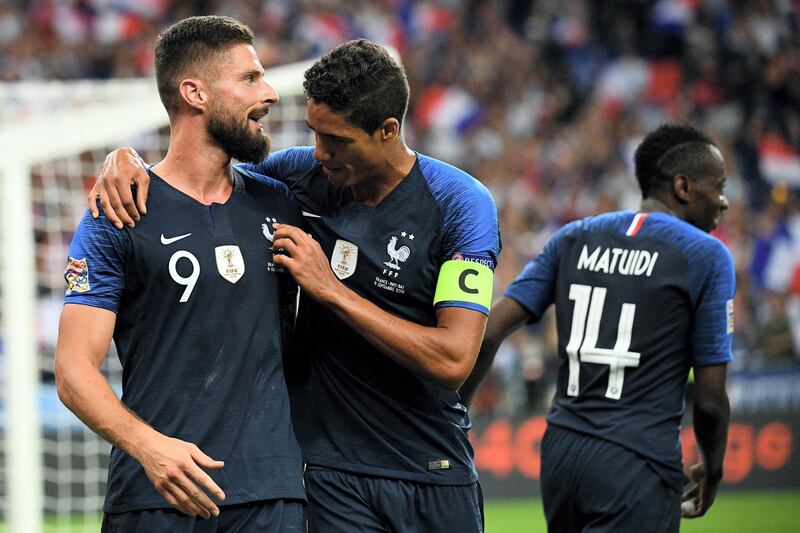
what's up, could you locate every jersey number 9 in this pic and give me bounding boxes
[168,250,200,303]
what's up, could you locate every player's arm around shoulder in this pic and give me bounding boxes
[89,146,313,228]
[240,146,317,185]
[89,147,151,229]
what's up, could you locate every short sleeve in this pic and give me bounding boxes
[504,222,578,322]
[63,210,128,313]
[430,166,501,315]
[690,240,736,366]
[438,184,500,271]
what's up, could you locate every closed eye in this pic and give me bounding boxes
[306,121,352,144]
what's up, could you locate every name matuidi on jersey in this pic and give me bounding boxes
[576,245,659,277]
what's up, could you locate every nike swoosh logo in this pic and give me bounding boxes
[160,232,192,245]
[302,211,321,218]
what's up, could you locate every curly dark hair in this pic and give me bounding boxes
[155,16,254,115]
[303,39,409,134]
[634,124,718,199]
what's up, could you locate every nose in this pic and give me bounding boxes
[313,136,331,162]
[261,79,279,108]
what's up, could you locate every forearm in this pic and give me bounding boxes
[56,358,157,459]
[321,285,483,389]
[271,224,484,388]
[57,345,226,518]
[460,297,531,407]
[692,390,730,481]
[459,337,500,407]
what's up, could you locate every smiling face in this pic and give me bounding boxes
[684,145,729,233]
[305,98,388,189]
[206,43,279,162]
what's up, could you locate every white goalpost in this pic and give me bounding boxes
[0,58,315,531]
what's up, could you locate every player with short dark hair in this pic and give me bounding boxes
[154,15,255,116]
[89,38,500,533]
[461,123,732,532]
[264,39,499,533]
[302,39,409,134]
[56,16,305,532]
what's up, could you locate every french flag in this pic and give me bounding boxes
[759,132,800,187]
[751,218,800,292]
[415,85,482,135]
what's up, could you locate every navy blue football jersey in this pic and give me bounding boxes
[244,147,501,485]
[64,168,306,512]
[505,211,735,489]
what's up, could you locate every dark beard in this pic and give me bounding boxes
[208,107,270,163]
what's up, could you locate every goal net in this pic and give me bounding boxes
[0,59,314,531]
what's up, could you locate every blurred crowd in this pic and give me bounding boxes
[3,0,799,415]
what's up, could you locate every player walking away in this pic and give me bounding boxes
[88,39,500,533]
[56,16,305,532]
[461,124,733,533]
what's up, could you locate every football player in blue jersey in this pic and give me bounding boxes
[56,16,306,532]
[88,39,500,533]
[461,124,733,532]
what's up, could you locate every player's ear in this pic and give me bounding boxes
[178,78,208,111]
[673,173,692,204]
[378,118,400,143]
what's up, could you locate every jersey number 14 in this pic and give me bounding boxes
[566,283,640,400]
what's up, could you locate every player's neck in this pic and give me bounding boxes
[154,129,234,205]
[640,197,679,218]
[351,142,416,206]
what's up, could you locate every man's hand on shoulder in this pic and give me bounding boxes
[134,431,226,519]
[88,147,150,229]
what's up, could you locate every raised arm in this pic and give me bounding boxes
[682,364,730,518]
[459,297,530,407]
[88,146,312,228]
[55,304,226,518]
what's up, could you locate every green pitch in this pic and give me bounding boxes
[0,490,796,532]
[484,490,800,532]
